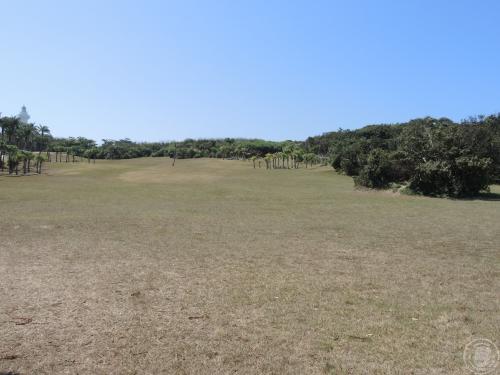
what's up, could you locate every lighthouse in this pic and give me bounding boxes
[18,105,30,124]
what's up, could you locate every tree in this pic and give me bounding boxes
[84,148,99,163]
[6,145,19,175]
[250,155,257,168]
[37,125,50,155]
[400,119,493,196]
[354,149,394,188]
[26,151,35,173]
[1,117,20,145]
[35,154,45,174]
[17,123,37,150]
[0,139,6,172]
[264,153,272,169]
[18,151,35,174]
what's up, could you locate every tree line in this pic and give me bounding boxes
[2,112,499,197]
[305,114,500,197]
[48,137,301,161]
[0,117,49,175]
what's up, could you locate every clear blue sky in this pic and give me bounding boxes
[1,1,499,142]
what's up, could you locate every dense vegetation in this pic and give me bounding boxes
[2,111,499,196]
[47,137,323,170]
[0,117,49,175]
[47,137,291,161]
[306,115,500,197]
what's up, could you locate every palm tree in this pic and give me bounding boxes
[19,151,28,174]
[305,153,319,168]
[0,140,6,172]
[25,151,35,173]
[2,117,19,145]
[84,148,98,163]
[37,125,50,155]
[53,146,65,162]
[35,154,45,174]
[264,153,272,169]
[303,153,312,168]
[250,155,257,168]
[71,146,80,162]
[0,117,6,141]
[17,151,34,174]
[18,123,37,150]
[292,150,303,168]
[276,152,284,169]
[56,146,65,162]
[283,148,291,169]
[84,149,91,163]
[6,146,19,175]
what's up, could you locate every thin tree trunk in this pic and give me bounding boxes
[172,143,177,167]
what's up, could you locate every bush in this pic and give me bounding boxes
[452,156,491,196]
[354,149,393,188]
[339,156,360,176]
[408,157,491,197]
[408,160,453,196]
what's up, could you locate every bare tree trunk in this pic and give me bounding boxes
[172,143,177,167]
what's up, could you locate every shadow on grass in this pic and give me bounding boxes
[453,191,500,201]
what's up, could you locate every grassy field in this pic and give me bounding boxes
[1,158,499,374]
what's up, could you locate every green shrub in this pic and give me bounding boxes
[408,160,453,196]
[354,149,393,188]
[340,156,360,176]
[452,156,491,196]
[408,157,491,197]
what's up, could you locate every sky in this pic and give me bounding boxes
[1,0,500,142]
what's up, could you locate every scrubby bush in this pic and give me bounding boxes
[451,156,492,196]
[322,115,500,196]
[354,149,394,188]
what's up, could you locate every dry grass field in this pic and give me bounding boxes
[1,158,499,374]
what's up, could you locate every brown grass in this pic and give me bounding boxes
[0,158,499,374]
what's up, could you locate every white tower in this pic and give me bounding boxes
[18,105,30,123]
